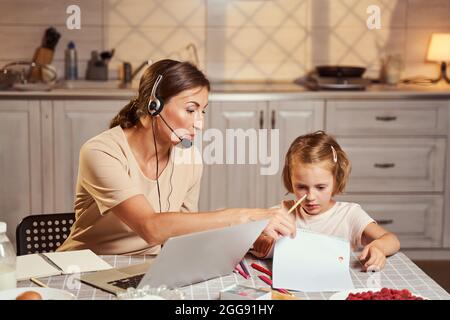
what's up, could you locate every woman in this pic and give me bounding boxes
[58,59,295,255]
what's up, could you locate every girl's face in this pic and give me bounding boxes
[291,161,335,215]
[159,86,209,145]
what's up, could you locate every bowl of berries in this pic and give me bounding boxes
[329,287,428,300]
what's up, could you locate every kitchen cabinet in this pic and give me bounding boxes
[328,99,449,249]
[339,137,446,193]
[337,194,444,248]
[0,100,42,243]
[326,100,448,136]
[204,101,267,210]
[203,100,324,210]
[51,100,127,212]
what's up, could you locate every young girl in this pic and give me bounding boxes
[251,131,400,271]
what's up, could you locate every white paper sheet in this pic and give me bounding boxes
[16,254,61,281]
[272,229,354,292]
[43,249,112,274]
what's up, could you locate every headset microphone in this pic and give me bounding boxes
[159,115,193,148]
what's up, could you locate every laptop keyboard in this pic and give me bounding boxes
[108,274,145,289]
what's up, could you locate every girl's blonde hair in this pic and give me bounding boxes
[282,131,351,195]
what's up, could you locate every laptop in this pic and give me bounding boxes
[80,219,268,294]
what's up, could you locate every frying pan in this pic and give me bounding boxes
[316,65,366,78]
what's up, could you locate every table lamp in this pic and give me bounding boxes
[427,33,450,83]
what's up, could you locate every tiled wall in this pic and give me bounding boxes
[0,0,449,82]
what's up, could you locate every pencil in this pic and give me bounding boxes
[287,194,307,215]
[257,275,293,296]
[251,262,272,277]
[30,277,48,288]
[239,260,250,277]
[234,265,250,279]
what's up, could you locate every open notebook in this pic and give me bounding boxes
[16,249,112,281]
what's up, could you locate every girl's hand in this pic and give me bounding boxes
[359,244,386,271]
[251,234,275,258]
[262,202,297,240]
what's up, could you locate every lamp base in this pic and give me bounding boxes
[431,62,450,83]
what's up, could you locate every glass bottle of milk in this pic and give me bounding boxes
[0,222,16,290]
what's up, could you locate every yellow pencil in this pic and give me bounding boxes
[30,277,48,288]
[287,194,307,215]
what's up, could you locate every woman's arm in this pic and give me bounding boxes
[112,194,294,247]
[359,222,401,270]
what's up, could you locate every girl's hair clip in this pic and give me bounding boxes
[331,145,338,163]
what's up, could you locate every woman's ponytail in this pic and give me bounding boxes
[109,98,140,129]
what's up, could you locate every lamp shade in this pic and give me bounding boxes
[427,33,450,62]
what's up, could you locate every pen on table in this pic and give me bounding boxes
[234,264,250,279]
[239,260,250,277]
[258,275,293,296]
[251,262,272,277]
[30,277,48,288]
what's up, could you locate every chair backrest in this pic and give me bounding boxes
[16,213,75,256]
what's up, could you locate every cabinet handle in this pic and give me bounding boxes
[376,219,394,225]
[374,163,395,169]
[376,116,397,121]
[271,110,276,129]
[259,110,264,129]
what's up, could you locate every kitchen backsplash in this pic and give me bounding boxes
[0,0,449,82]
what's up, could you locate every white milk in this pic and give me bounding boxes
[0,264,16,290]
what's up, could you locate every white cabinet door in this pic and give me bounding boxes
[326,100,448,136]
[266,101,325,207]
[336,195,444,248]
[206,101,267,210]
[339,138,446,193]
[52,100,127,212]
[0,100,42,243]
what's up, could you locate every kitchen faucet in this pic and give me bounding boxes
[186,43,199,67]
[121,59,152,86]
[131,59,152,81]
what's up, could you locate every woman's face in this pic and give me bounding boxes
[291,161,335,215]
[158,86,209,145]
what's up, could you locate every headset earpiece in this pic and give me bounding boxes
[148,96,164,116]
[147,74,164,116]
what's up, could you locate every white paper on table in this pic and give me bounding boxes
[43,249,112,274]
[273,228,354,292]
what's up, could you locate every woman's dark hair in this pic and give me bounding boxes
[110,59,210,129]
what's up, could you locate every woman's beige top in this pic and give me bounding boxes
[57,125,203,255]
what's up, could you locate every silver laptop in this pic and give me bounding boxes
[80,219,268,294]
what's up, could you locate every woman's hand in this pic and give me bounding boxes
[359,243,386,271]
[262,202,297,240]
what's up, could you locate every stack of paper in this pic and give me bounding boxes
[16,249,112,281]
[273,229,354,292]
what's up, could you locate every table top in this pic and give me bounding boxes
[18,252,450,300]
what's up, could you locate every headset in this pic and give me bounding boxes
[147,74,193,149]
[147,74,194,213]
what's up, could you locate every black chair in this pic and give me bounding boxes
[15,213,75,256]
